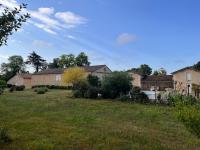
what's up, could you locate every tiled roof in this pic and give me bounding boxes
[33,68,65,75]
[84,65,107,72]
[33,65,108,75]
[141,75,173,81]
[171,66,193,74]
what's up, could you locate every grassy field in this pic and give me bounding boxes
[0,90,200,150]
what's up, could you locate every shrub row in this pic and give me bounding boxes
[34,87,48,94]
[168,93,200,138]
[32,85,72,90]
[9,85,25,92]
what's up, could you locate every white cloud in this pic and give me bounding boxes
[38,7,54,15]
[0,0,19,9]
[55,12,87,28]
[116,33,138,45]
[30,8,87,34]
[0,0,87,35]
[0,54,8,60]
[32,40,52,47]
[66,35,76,39]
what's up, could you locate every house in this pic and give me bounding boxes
[129,72,173,99]
[129,72,173,91]
[171,66,200,96]
[7,65,112,89]
[7,73,32,88]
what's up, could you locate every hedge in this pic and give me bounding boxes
[32,85,72,90]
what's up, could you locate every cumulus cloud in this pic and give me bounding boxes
[0,0,19,9]
[32,40,52,47]
[55,12,87,28]
[116,33,138,45]
[38,7,54,15]
[0,0,87,35]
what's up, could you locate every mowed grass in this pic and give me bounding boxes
[0,90,200,150]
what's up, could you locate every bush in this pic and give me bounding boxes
[15,85,25,91]
[168,94,198,106]
[0,127,11,144]
[84,87,99,99]
[101,71,133,99]
[118,95,130,102]
[73,90,83,98]
[0,88,3,95]
[130,87,150,103]
[73,80,89,97]
[176,104,200,138]
[36,88,48,94]
[32,85,72,90]
[87,75,100,87]
[9,85,15,92]
[0,80,6,89]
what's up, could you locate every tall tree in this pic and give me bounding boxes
[59,54,76,68]
[139,64,152,76]
[48,58,60,69]
[153,68,167,76]
[0,3,30,46]
[26,51,46,72]
[76,52,90,66]
[0,55,25,81]
[193,61,200,71]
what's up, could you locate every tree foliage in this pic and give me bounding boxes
[153,68,167,76]
[76,52,90,66]
[0,55,25,81]
[130,64,152,76]
[59,54,76,68]
[87,75,100,87]
[62,67,86,85]
[48,52,90,69]
[101,71,133,99]
[26,51,46,72]
[0,3,30,46]
[193,61,200,71]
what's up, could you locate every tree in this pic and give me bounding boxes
[76,52,90,66]
[153,70,159,76]
[48,58,60,69]
[59,54,76,68]
[193,61,200,71]
[101,71,133,99]
[26,51,46,72]
[87,75,100,87]
[62,67,86,86]
[129,64,152,76]
[0,55,25,81]
[153,68,167,76]
[139,64,152,76]
[0,3,30,46]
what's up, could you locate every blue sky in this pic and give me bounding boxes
[0,0,200,73]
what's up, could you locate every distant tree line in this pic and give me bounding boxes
[128,64,167,77]
[0,51,90,81]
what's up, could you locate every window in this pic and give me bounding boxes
[186,73,192,81]
[56,75,61,81]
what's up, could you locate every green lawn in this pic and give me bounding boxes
[0,90,200,150]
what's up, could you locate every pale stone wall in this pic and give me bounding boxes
[31,74,66,86]
[7,75,32,88]
[129,73,141,87]
[173,68,200,94]
[7,75,24,85]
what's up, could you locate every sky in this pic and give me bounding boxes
[0,0,200,73]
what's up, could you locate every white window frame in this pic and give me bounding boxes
[56,75,61,81]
